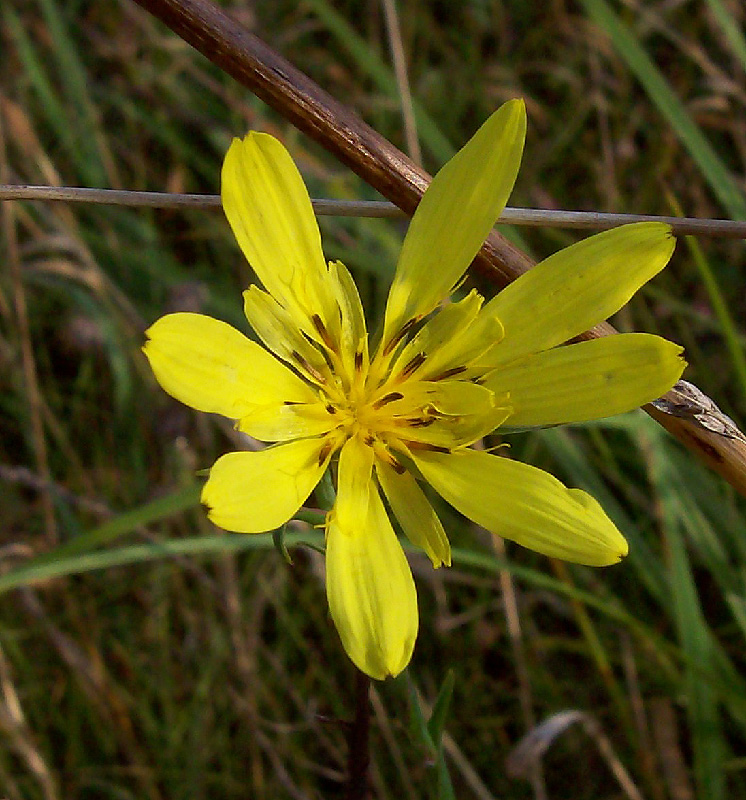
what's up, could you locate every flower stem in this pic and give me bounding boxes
[346,668,372,800]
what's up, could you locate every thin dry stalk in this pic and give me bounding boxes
[507,710,645,800]
[649,697,696,800]
[0,111,58,545]
[492,535,547,800]
[6,184,746,237]
[620,633,667,800]
[0,643,59,800]
[17,589,163,800]
[380,0,421,165]
[368,685,418,800]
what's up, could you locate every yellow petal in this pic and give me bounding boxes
[376,461,451,567]
[328,260,370,381]
[389,290,503,381]
[413,449,627,566]
[202,438,332,533]
[243,286,332,386]
[412,379,497,416]
[238,401,336,442]
[335,434,375,533]
[484,334,686,428]
[383,379,511,448]
[326,485,418,680]
[482,222,676,366]
[222,133,338,341]
[382,100,526,346]
[144,312,315,417]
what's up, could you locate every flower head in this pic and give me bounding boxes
[144,100,686,679]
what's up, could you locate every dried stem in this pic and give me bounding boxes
[129,0,746,497]
[380,0,421,164]
[0,108,58,544]
[5,184,746,237]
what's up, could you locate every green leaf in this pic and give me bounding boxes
[0,528,325,595]
[426,669,455,746]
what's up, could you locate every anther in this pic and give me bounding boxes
[312,313,335,349]
[325,404,337,414]
[400,352,427,378]
[405,441,452,454]
[364,434,375,446]
[354,350,364,371]
[391,456,407,474]
[291,350,325,383]
[383,318,419,356]
[408,417,436,428]
[373,391,404,410]
[318,440,335,466]
[430,366,467,381]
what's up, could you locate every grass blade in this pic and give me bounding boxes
[580,0,746,219]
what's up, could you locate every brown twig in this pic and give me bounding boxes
[130,0,746,497]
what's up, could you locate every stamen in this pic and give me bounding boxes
[400,352,427,378]
[408,417,436,428]
[430,366,467,381]
[318,439,335,466]
[325,404,337,414]
[390,456,407,474]
[383,318,419,356]
[373,440,407,474]
[373,391,404,410]
[354,350,364,371]
[291,350,325,384]
[405,441,452,454]
[312,313,335,349]
[364,434,375,446]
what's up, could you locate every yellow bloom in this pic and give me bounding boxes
[143,99,686,680]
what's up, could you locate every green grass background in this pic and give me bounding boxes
[1,0,746,797]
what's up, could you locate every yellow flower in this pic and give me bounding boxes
[143,100,686,680]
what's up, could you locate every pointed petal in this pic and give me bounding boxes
[326,485,418,680]
[382,100,526,345]
[380,379,496,418]
[144,312,315,417]
[243,286,332,386]
[328,260,370,381]
[376,461,451,567]
[484,334,686,428]
[483,222,676,366]
[222,133,337,337]
[413,449,627,566]
[335,435,375,533]
[396,404,512,449]
[389,290,503,381]
[386,380,511,448]
[202,439,332,533]
[238,401,336,442]
[407,379,497,416]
